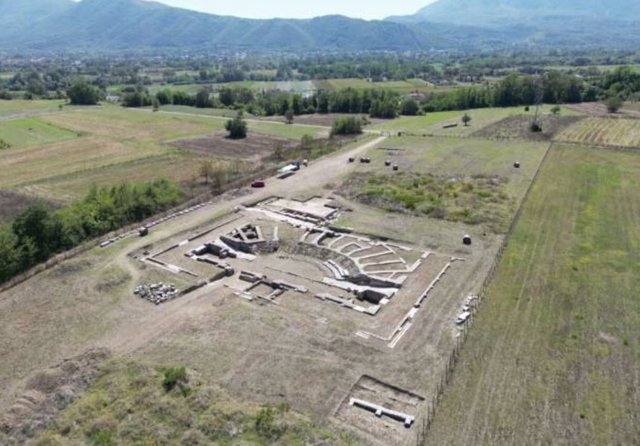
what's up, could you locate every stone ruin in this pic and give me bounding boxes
[134,283,179,305]
[190,242,238,260]
[220,224,279,254]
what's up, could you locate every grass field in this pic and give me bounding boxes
[0,99,65,117]
[0,117,79,147]
[364,136,548,197]
[153,105,329,138]
[556,117,640,148]
[313,78,457,94]
[156,105,239,118]
[0,137,167,191]
[43,106,226,141]
[339,136,548,234]
[370,106,579,136]
[0,105,225,205]
[16,153,209,202]
[427,144,640,445]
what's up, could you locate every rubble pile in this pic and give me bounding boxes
[134,283,179,305]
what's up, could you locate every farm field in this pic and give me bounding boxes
[146,105,329,138]
[427,144,640,445]
[0,99,65,118]
[42,106,226,140]
[313,78,458,94]
[556,117,640,148]
[0,136,167,191]
[16,153,210,203]
[146,80,315,95]
[370,105,578,136]
[473,115,584,141]
[0,101,345,217]
[0,116,79,147]
[155,104,239,118]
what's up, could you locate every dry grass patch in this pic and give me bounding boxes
[0,137,166,189]
[556,117,640,148]
[29,360,366,446]
[341,172,512,232]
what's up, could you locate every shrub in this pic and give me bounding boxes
[530,122,542,133]
[162,367,188,392]
[605,96,622,113]
[0,139,11,150]
[225,112,248,139]
[255,406,278,439]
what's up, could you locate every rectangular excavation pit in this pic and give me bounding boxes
[336,376,425,445]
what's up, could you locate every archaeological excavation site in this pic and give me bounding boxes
[121,191,485,445]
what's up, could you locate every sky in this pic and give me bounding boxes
[143,0,435,20]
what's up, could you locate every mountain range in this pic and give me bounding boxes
[1,0,639,53]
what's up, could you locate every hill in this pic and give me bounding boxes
[394,0,640,25]
[0,0,455,52]
[387,0,640,49]
[1,0,640,53]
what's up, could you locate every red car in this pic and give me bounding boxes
[251,179,266,188]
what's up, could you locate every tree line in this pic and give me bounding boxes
[0,180,181,284]
[66,66,640,116]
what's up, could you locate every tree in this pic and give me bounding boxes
[550,105,561,115]
[199,160,214,184]
[605,96,622,113]
[331,117,362,137]
[0,226,21,283]
[225,112,248,139]
[67,81,99,105]
[195,88,212,108]
[285,109,294,124]
[400,99,419,116]
[462,113,472,127]
[156,89,172,105]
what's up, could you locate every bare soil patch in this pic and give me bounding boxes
[0,190,54,223]
[170,131,298,161]
[472,115,584,141]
